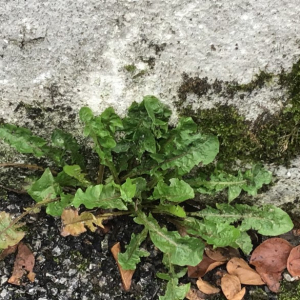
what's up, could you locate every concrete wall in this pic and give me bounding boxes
[1,0,300,208]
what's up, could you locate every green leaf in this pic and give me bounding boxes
[131,177,147,198]
[46,193,74,217]
[134,212,204,266]
[159,279,190,300]
[152,179,194,203]
[118,228,149,270]
[187,170,245,202]
[51,129,85,168]
[0,124,48,157]
[72,183,127,210]
[27,168,61,202]
[191,203,293,236]
[120,178,136,202]
[154,134,219,175]
[155,204,186,218]
[235,231,253,254]
[63,165,91,187]
[0,212,25,249]
[242,164,272,196]
[182,217,242,249]
[55,170,83,187]
[233,204,294,236]
[79,107,94,122]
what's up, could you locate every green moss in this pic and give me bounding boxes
[175,59,300,167]
[279,280,300,300]
[124,64,137,73]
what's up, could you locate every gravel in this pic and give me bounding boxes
[0,193,165,300]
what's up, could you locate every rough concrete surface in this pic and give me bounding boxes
[1,0,300,205]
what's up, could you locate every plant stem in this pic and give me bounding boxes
[0,163,57,175]
[105,160,120,184]
[97,164,105,184]
[0,196,59,237]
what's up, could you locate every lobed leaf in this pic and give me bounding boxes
[152,178,194,203]
[152,134,219,176]
[46,193,74,217]
[51,129,85,168]
[27,168,61,202]
[159,278,190,300]
[63,165,91,187]
[182,217,242,249]
[120,178,136,202]
[190,203,293,243]
[0,124,48,157]
[61,208,110,236]
[134,212,204,266]
[72,182,127,210]
[118,228,149,270]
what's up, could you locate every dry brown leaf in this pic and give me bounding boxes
[185,288,205,300]
[8,242,35,285]
[221,274,241,300]
[111,242,135,291]
[227,257,264,285]
[250,237,293,292]
[61,209,112,237]
[196,277,220,294]
[205,246,240,262]
[0,244,18,260]
[229,287,246,300]
[188,253,224,278]
[61,208,86,236]
[287,245,300,277]
[257,271,282,293]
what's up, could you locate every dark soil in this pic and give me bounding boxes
[0,193,166,300]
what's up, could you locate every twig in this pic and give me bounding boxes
[0,163,57,175]
[0,184,27,194]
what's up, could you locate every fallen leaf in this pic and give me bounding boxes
[61,208,112,236]
[221,274,241,300]
[8,242,35,285]
[250,238,293,293]
[205,246,240,262]
[61,208,86,236]
[111,242,135,291]
[0,244,18,260]
[188,253,224,278]
[185,288,205,300]
[196,277,220,294]
[229,287,246,300]
[0,211,25,249]
[227,257,264,285]
[287,245,300,277]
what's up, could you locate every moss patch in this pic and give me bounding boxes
[279,280,300,300]
[175,59,300,167]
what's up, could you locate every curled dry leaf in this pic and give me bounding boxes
[227,257,264,285]
[205,246,240,262]
[287,245,300,277]
[250,237,293,293]
[188,253,224,278]
[111,242,135,291]
[8,242,35,285]
[196,277,220,294]
[61,208,86,236]
[0,244,18,260]
[61,208,112,237]
[229,287,246,300]
[221,274,241,300]
[185,288,206,300]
